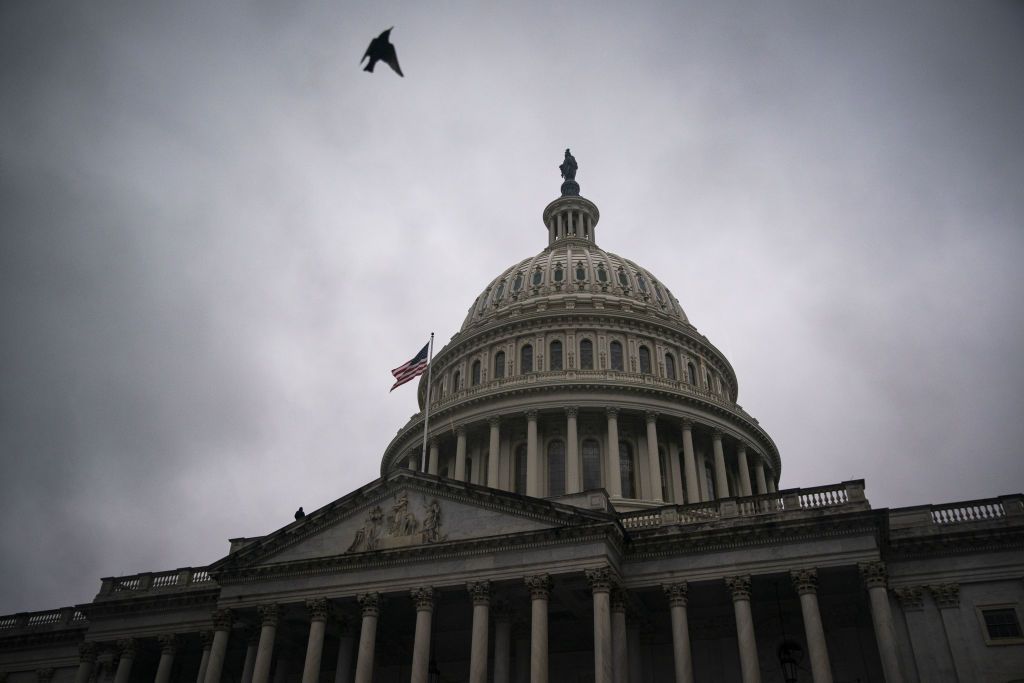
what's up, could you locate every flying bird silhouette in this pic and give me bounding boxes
[361,27,404,77]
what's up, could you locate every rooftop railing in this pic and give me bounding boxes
[889,495,1024,530]
[96,566,216,600]
[619,480,866,530]
[0,607,86,633]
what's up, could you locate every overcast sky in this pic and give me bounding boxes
[2,0,1023,614]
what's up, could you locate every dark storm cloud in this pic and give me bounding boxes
[1,0,1022,613]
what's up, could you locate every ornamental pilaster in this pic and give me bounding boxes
[606,407,619,418]
[411,586,435,612]
[663,582,689,607]
[585,566,616,594]
[725,575,752,601]
[158,634,177,655]
[117,638,137,658]
[564,406,578,418]
[467,580,491,605]
[307,598,330,622]
[858,561,888,589]
[928,583,960,609]
[645,411,658,424]
[200,631,214,649]
[893,587,924,611]
[525,574,552,599]
[790,568,818,595]
[258,604,280,627]
[211,608,234,631]
[358,592,381,617]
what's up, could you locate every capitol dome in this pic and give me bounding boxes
[382,158,780,510]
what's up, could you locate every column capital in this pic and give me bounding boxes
[429,437,439,448]
[928,583,960,609]
[524,574,552,599]
[679,418,694,430]
[117,637,137,658]
[200,631,214,649]
[307,597,330,622]
[858,561,888,589]
[358,592,382,616]
[456,424,467,436]
[662,582,688,607]
[585,565,617,593]
[489,416,501,427]
[525,409,538,421]
[157,634,177,655]
[78,641,98,663]
[790,567,818,595]
[725,575,752,601]
[258,603,280,627]
[894,586,925,611]
[711,429,724,441]
[411,586,435,611]
[467,580,491,606]
[736,442,748,454]
[605,407,619,418]
[564,406,579,418]
[211,608,234,631]
[644,411,659,424]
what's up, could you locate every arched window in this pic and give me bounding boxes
[617,268,630,289]
[531,268,543,286]
[654,283,665,304]
[659,447,670,501]
[453,370,461,391]
[638,346,652,374]
[547,440,565,496]
[597,264,608,283]
[549,340,563,371]
[494,351,506,379]
[513,272,524,292]
[514,444,528,494]
[520,345,533,374]
[704,461,715,500]
[579,339,594,370]
[494,280,505,302]
[610,341,624,371]
[665,353,677,380]
[553,263,564,282]
[582,439,602,490]
[575,261,586,282]
[687,362,697,385]
[636,273,648,293]
[471,360,481,386]
[619,441,636,498]
[705,372,713,390]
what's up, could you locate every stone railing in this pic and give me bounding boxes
[96,566,216,600]
[619,481,867,530]
[889,495,1024,530]
[0,607,87,633]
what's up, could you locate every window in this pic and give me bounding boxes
[610,341,624,371]
[513,272,524,292]
[981,607,1023,641]
[597,264,608,283]
[521,345,533,373]
[575,261,586,282]
[665,353,677,380]
[639,345,652,374]
[553,263,564,282]
[547,440,566,496]
[659,447,670,501]
[549,340,563,371]
[636,273,648,293]
[514,444,528,494]
[654,284,664,304]
[471,360,481,386]
[532,268,543,286]
[704,462,715,500]
[494,351,506,379]
[706,372,714,391]
[494,280,505,302]
[579,339,594,370]
[620,441,636,498]
[687,362,697,385]
[466,458,473,484]
[453,371,461,391]
[617,268,629,289]
[582,439,602,489]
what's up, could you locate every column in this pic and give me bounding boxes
[736,444,753,497]
[241,630,259,683]
[586,567,614,683]
[488,418,501,488]
[74,642,97,683]
[725,575,761,683]
[196,632,213,683]
[669,444,684,504]
[526,411,539,496]
[525,574,552,683]
[155,635,177,683]
[566,408,580,494]
[494,604,512,683]
[611,589,628,683]
[712,432,730,499]
[766,472,777,493]
[663,583,694,683]
[302,599,330,683]
[410,587,435,683]
[681,420,699,504]
[428,439,439,475]
[859,562,905,683]
[334,617,356,683]
[204,609,234,683]
[252,604,280,683]
[645,412,664,502]
[354,593,380,683]
[791,569,834,683]
[468,581,491,683]
[753,459,768,495]
[930,583,974,682]
[408,453,418,471]
[455,426,468,481]
[606,409,623,497]
[113,638,136,683]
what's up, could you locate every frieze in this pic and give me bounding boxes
[346,493,447,553]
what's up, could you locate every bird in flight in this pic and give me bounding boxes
[361,27,404,77]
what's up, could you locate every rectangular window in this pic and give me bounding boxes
[982,607,1023,641]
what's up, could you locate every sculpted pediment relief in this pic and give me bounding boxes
[223,473,613,569]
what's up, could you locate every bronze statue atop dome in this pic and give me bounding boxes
[559,148,580,196]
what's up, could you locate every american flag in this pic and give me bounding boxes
[390,342,429,391]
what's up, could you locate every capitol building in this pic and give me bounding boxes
[2,158,1023,683]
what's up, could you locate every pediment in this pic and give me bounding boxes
[217,472,613,571]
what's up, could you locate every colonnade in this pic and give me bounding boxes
[412,408,777,504]
[70,562,905,683]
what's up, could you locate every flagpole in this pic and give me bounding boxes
[420,332,435,473]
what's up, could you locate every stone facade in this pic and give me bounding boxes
[2,169,1023,682]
